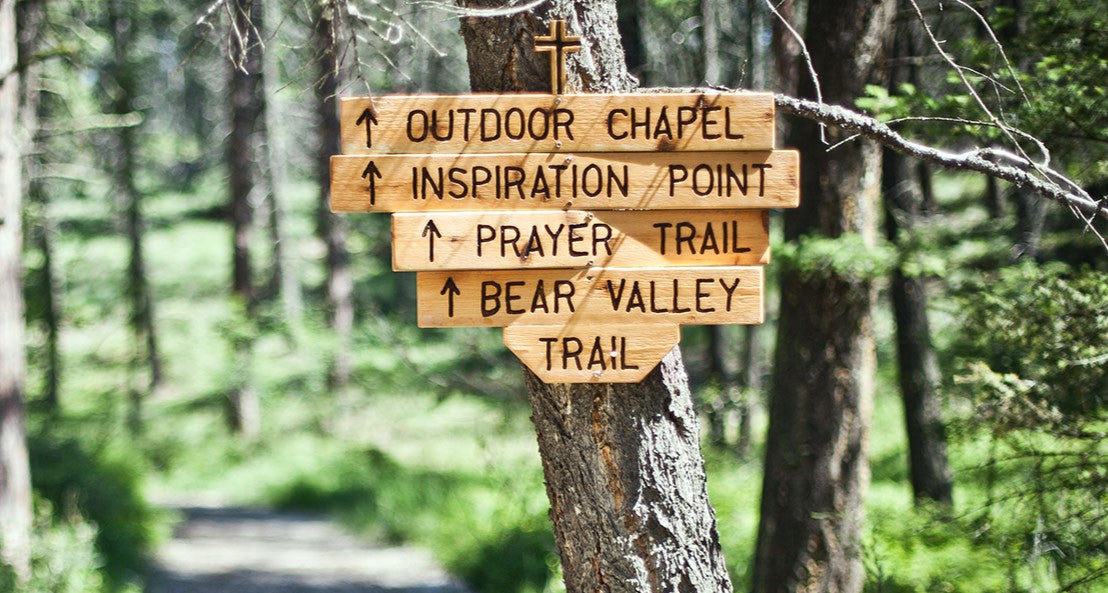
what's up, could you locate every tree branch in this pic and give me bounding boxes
[774,94,1108,223]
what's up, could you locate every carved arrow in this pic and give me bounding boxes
[355,108,378,148]
[361,161,382,206]
[422,220,442,262]
[440,277,461,317]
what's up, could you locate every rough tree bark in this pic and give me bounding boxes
[883,2,953,506]
[108,0,162,434]
[226,0,261,437]
[459,2,732,591]
[754,1,895,593]
[0,0,33,578]
[313,2,354,390]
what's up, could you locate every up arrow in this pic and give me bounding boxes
[422,220,442,262]
[361,161,382,206]
[355,108,378,148]
[440,277,461,317]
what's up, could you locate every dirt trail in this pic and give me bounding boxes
[147,506,470,593]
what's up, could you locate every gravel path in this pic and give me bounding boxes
[147,506,470,593]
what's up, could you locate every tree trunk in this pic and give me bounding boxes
[108,0,161,435]
[754,1,895,593]
[226,0,261,437]
[885,150,953,506]
[984,174,1005,219]
[706,325,736,449]
[747,0,768,89]
[458,2,732,591]
[260,0,302,323]
[615,0,646,83]
[701,0,722,85]
[883,3,953,506]
[0,0,33,578]
[313,3,354,391]
[17,0,58,412]
[769,0,799,97]
[736,324,759,457]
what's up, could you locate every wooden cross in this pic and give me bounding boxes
[533,20,581,95]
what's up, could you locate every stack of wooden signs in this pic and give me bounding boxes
[330,85,799,383]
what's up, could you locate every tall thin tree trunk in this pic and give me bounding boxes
[260,0,301,322]
[884,155,953,503]
[459,2,732,591]
[754,2,895,593]
[108,0,161,434]
[770,0,799,97]
[18,0,58,412]
[706,325,736,449]
[615,0,646,84]
[736,324,759,456]
[993,0,1042,260]
[227,0,261,437]
[313,3,354,391]
[701,0,722,84]
[884,3,952,506]
[747,0,768,89]
[0,0,33,578]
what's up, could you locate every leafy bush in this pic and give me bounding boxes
[28,430,160,590]
[948,265,1107,592]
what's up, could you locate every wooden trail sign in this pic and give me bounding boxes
[392,210,770,271]
[416,266,763,328]
[338,93,775,155]
[330,150,798,212]
[330,19,799,383]
[504,324,680,383]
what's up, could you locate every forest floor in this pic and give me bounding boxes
[146,502,471,593]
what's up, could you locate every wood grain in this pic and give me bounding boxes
[504,323,680,383]
[392,210,770,270]
[339,93,774,154]
[330,150,798,212]
[416,266,763,327]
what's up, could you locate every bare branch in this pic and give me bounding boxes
[774,95,1108,225]
[764,0,825,143]
[429,0,549,18]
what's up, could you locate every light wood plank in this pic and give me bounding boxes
[330,150,798,212]
[416,266,763,327]
[339,93,774,155]
[504,324,680,383]
[392,210,770,270]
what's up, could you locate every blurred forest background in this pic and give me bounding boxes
[0,0,1105,592]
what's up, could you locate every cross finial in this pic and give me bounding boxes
[533,19,581,95]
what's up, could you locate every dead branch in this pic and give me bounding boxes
[774,94,1108,224]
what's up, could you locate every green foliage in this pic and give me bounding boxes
[864,505,1012,593]
[947,264,1108,591]
[264,441,558,593]
[27,429,161,590]
[952,265,1107,418]
[19,501,116,593]
[777,233,896,283]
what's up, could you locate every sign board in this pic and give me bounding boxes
[392,210,769,270]
[330,150,798,212]
[339,93,775,155]
[330,20,799,383]
[416,266,763,328]
[504,324,680,383]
